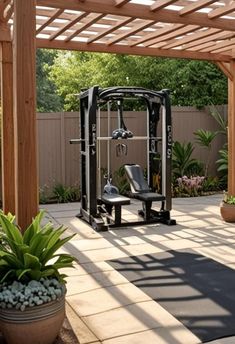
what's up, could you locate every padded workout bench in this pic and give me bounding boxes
[124,164,176,225]
[101,193,130,225]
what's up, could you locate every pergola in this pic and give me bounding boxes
[1,0,235,229]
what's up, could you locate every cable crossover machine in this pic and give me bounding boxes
[70,86,176,231]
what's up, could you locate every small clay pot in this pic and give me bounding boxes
[220,201,235,223]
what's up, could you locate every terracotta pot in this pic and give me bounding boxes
[220,201,235,223]
[0,294,65,344]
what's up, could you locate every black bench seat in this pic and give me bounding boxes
[101,193,130,205]
[101,193,130,225]
[134,192,165,202]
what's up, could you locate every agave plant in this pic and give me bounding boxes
[172,141,202,178]
[0,210,76,284]
[194,128,218,177]
[216,148,228,185]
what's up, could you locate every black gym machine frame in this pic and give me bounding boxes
[71,86,176,231]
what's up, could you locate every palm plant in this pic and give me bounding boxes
[216,148,228,185]
[172,141,202,178]
[194,129,217,177]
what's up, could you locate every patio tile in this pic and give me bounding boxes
[82,300,188,341]
[70,238,114,251]
[49,210,80,218]
[195,245,235,265]
[102,326,199,344]
[66,270,129,296]
[80,261,115,274]
[160,238,202,250]
[66,303,99,344]
[142,233,168,242]
[67,282,151,316]
[72,246,128,263]
[122,242,163,256]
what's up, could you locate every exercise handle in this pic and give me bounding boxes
[70,139,84,144]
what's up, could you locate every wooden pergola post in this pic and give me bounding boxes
[0,40,15,214]
[13,0,38,230]
[228,59,235,196]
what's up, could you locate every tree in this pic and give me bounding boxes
[36,49,63,112]
[48,52,228,111]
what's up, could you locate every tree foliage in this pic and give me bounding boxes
[36,49,63,112]
[48,51,227,111]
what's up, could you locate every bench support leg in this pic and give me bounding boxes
[114,204,122,225]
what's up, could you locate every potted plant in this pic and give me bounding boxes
[220,192,235,222]
[0,210,76,344]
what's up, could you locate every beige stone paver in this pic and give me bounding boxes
[102,327,200,344]
[69,246,128,263]
[82,300,199,341]
[195,245,235,265]
[65,269,129,296]
[70,238,114,251]
[67,282,151,316]
[55,217,102,239]
[159,238,202,250]
[66,303,100,344]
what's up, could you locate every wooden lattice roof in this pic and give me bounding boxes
[2,1,235,61]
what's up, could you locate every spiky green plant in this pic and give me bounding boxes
[172,141,202,178]
[0,211,76,284]
[194,129,218,177]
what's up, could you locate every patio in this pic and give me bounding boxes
[42,194,235,344]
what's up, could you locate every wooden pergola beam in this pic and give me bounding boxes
[0,41,15,214]
[150,0,177,12]
[208,3,235,19]
[228,59,235,195]
[115,0,130,7]
[36,0,235,31]
[0,23,11,41]
[180,0,217,16]
[87,17,133,44]
[216,61,233,81]
[36,8,64,35]
[144,25,199,48]
[64,13,104,42]
[162,28,221,50]
[106,19,155,46]
[130,24,184,47]
[36,37,231,62]
[49,12,89,41]
[0,0,11,22]
[13,0,38,230]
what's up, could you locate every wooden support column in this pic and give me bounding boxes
[228,59,235,195]
[0,41,15,214]
[13,0,38,230]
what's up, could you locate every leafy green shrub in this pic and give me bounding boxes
[39,184,50,204]
[0,211,76,284]
[172,141,203,178]
[52,183,80,203]
[216,148,228,185]
[201,176,221,192]
[194,129,217,177]
[223,192,235,205]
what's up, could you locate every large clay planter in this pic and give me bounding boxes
[220,202,235,223]
[0,293,65,344]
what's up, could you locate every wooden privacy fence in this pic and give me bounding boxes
[37,106,227,190]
